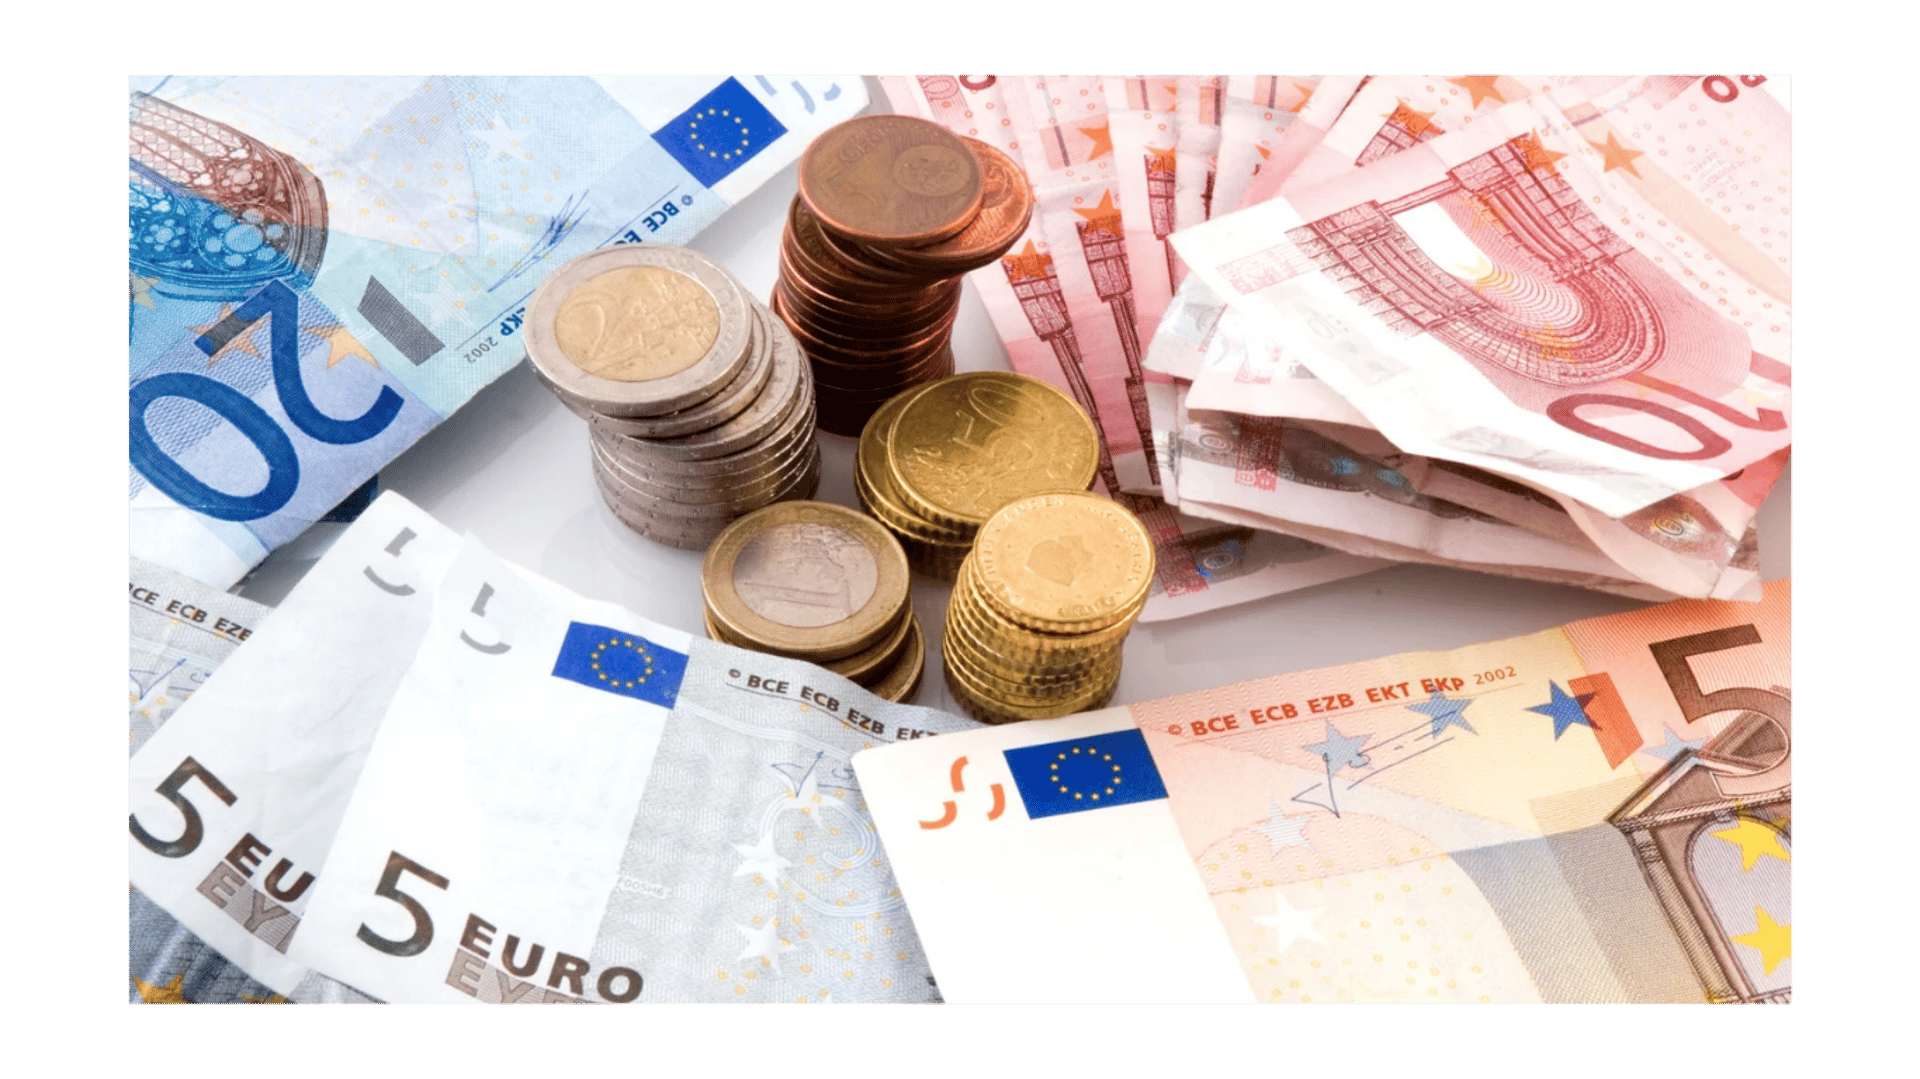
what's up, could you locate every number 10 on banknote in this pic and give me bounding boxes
[854,581,1788,1003]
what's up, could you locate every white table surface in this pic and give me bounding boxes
[233,96,1791,713]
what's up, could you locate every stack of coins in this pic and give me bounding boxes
[942,491,1155,724]
[702,502,925,703]
[776,115,1033,436]
[853,372,1100,581]
[526,245,819,550]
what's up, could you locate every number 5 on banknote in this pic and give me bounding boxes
[856,582,1791,1003]
[129,757,237,860]
[355,853,449,959]
[1637,625,1790,812]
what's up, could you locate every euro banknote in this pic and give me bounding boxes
[854,579,1790,1003]
[1280,75,1635,194]
[289,535,979,1003]
[1210,76,1324,216]
[128,492,462,996]
[1164,398,1669,600]
[1172,76,1222,236]
[1165,381,1769,601]
[884,76,1387,619]
[1182,291,1373,427]
[1233,74,1365,208]
[129,557,283,1003]
[1107,76,1185,351]
[129,75,865,589]
[1285,75,1791,292]
[1140,272,1224,382]
[998,75,1167,496]
[1270,416,1775,603]
[1171,87,1791,517]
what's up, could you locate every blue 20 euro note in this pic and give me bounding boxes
[129,75,865,587]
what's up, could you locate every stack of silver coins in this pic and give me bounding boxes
[526,246,820,550]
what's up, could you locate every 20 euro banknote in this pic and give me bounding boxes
[129,75,865,588]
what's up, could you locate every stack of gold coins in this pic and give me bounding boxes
[776,115,1033,436]
[942,491,1155,724]
[702,502,925,703]
[526,245,819,550]
[853,372,1100,581]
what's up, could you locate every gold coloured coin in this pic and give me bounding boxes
[942,606,1121,696]
[827,601,916,683]
[971,491,1155,634]
[704,602,917,687]
[941,653,1117,725]
[703,501,910,662]
[945,577,1122,671]
[894,531,971,583]
[954,556,1144,653]
[856,389,971,544]
[867,616,926,704]
[886,372,1099,532]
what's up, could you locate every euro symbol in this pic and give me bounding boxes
[918,755,1006,830]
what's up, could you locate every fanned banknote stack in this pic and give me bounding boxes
[885,76,1790,607]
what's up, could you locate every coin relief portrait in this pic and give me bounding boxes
[731,523,880,627]
[556,267,721,382]
[891,144,972,198]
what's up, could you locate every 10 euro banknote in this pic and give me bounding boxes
[129,75,864,588]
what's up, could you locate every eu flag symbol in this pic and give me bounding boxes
[1003,728,1169,821]
[550,622,688,709]
[652,78,787,187]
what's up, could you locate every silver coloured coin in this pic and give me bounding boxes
[630,315,814,461]
[598,437,821,513]
[588,383,815,482]
[594,450,822,549]
[590,384,815,484]
[594,429,819,511]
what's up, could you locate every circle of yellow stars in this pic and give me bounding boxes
[689,107,751,162]
[590,637,654,690]
[1050,745,1122,802]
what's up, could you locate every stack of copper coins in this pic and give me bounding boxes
[943,491,1155,724]
[526,245,819,551]
[702,502,925,703]
[853,372,1099,581]
[775,115,1033,437]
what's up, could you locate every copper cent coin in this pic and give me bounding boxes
[851,138,1033,276]
[797,116,983,247]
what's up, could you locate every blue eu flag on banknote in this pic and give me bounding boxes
[1003,728,1169,820]
[652,77,788,187]
[551,622,688,708]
